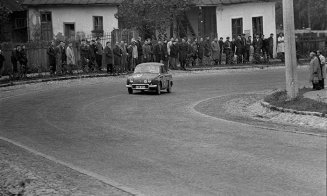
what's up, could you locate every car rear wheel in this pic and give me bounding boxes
[156,84,161,95]
[167,81,172,93]
[128,88,133,94]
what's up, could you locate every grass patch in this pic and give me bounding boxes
[264,88,327,114]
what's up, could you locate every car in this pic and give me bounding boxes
[126,63,173,95]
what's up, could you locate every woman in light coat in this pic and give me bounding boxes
[66,42,75,74]
[309,52,323,90]
[317,50,326,89]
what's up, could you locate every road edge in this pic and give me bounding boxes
[0,136,146,196]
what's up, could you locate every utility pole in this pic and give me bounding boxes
[283,0,298,99]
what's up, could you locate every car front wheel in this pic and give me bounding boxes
[128,88,133,94]
[156,84,161,95]
[167,81,172,93]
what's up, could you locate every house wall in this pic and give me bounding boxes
[28,6,118,40]
[216,2,277,57]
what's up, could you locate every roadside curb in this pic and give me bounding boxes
[260,101,326,118]
[0,73,126,88]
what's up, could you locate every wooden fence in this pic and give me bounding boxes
[296,33,326,57]
[0,29,140,75]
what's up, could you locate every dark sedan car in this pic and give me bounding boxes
[126,63,173,95]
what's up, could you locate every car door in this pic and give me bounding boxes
[161,65,168,89]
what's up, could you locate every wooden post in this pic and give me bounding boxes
[283,0,298,99]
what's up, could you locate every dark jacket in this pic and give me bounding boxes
[11,49,18,64]
[253,38,263,52]
[223,40,232,53]
[153,44,166,61]
[113,45,122,65]
[0,53,5,66]
[104,46,113,65]
[179,42,190,61]
[47,45,56,66]
[170,44,179,58]
[235,39,243,54]
[218,40,224,53]
[204,40,211,57]
[18,49,28,64]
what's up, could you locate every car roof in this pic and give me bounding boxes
[137,62,164,67]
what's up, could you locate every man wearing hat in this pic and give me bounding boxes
[224,37,232,64]
[218,37,224,64]
[95,37,103,71]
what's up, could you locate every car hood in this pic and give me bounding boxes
[129,73,159,80]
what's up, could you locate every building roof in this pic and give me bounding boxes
[194,0,271,6]
[0,0,24,12]
[22,0,272,6]
[22,0,122,6]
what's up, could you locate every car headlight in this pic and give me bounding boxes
[148,80,152,83]
[130,79,133,83]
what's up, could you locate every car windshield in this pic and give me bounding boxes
[134,65,160,74]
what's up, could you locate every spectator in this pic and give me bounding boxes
[211,38,221,65]
[277,33,285,62]
[66,42,75,75]
[309,51,322,90]
[136,37,143,64]
[190,39,198,67]
[169,39,179,70]
[224,37,232,64]
[120,41,128,72]
[56,41,66,75]
[253,34,263,64]
[197,37,204,66]
[268,33,274,59]
[317,50,326,89]
[245,36,252,63]
[262,35,270,62]
[241,34,247,63]
[203,37,211,66]
[18,45,28,78]
[95,38,103,71]
[104,41,113,74]
[143,40,152,63]
[113,42,122,75]
[154,40,166,64]
[88,40,96,72]
[179,38,189,70]
[130,40,138,71]
[235,35,243,64]
[47,41,56,76]
[80,39,90,73]
[0,49,5,78]
[11,46,19,78]
[218,37,224,64]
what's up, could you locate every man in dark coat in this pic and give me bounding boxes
[113,42,123,75]
[95,37,103,71]
[103,41,113,74]
[197,37,204,66]
[179,38,189,70]
[267,33,274,59]
[235,35,243,64]
[136,37,143,64]
[218,37,224,64]
[253,34,263,64]
[241,34,247,63]
[18,45,28,78]
[224,37,232,65]
[88,40,96,72]
[55,41,66,75]
[154,40,165,63]
[47,41,57,75]
[80,39,90,72]
[0,49,5,78]
[11,46,19,78]
[169,40,179,70]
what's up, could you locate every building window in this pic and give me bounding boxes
[252,17,263,37]
[232,18,243,39]
[14,18,27,29]
[41,12,52,23]
[93,16,103,31]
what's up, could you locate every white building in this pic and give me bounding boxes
[23,0,120,41]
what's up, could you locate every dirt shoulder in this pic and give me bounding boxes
[194,93,327,137]
[0,139,133,196]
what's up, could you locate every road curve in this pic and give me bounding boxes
[0,68,326,196]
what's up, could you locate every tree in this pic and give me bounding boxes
[115,0,193,39]
[275,0,327,30]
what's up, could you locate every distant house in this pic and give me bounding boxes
[22,0,121,41]
[0,0,28,42]
[167,0,277,56]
